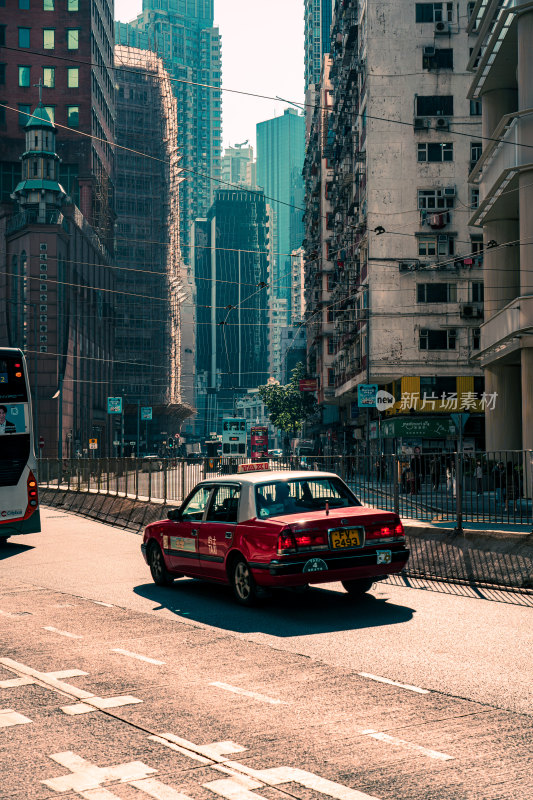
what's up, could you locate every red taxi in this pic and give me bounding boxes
[141,464,409,605]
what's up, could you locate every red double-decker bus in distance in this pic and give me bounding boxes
[250,425,268,461]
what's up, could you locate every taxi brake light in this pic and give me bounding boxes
[395,522,405,536]
[277,528,297,555]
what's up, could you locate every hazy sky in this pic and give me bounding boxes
[114,0,305,152]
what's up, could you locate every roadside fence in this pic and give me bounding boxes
[37,450,533,532]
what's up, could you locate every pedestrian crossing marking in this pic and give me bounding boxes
[0,708,32,728]
[43,751,156,793]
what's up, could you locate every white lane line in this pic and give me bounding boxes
[0,709,32,728]
[362,729,453,761]
[209,681,288,705]
[0,677,34,688]
[43,626,82,639]
[358,673,429,694]
[112,648,165,666]
[79,789,123,800]
[130,778,196,799]
[43,751,156,792]
[92,601,114,607]
[148,736,213,765]
[61,695,142,715]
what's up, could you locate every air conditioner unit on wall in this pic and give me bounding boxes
[435,21,450,34]
[423,46,436,56]
[399,261,418,272]
[414,117,430,130]
[435,117,450,130]
[460,303,483,319]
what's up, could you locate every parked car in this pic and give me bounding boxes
[141,465,409,605]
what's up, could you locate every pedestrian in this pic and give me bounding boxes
[430,456,441,491]
[504,462,519,512]
[410,446,425,494]
[492,461,505,505]
[475,460,483,495]
[446,461,455,496]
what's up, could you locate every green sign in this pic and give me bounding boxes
[381,416,456,439]
[107,397,122,414]
[141,407,152,421]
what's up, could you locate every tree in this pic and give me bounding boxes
[258,363,317,440]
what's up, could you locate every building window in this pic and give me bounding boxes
[43,28,55,49]
[471,281,484,303]
[0,106,5,126]
[0,62,4,84]
[43,0,54,8]
[416,95,454,116]
[418,188,455,210]
[419,328,456,350]
[67,105,79,127]
[327,337,335,355]
[423,48,453,69]
[470,187,479,209]
[328,368,335,387]
[415,2,453,22]
[417,282,457,303]
[470,141,482,168]
[0,26,5,47]
[67,0,79,8]
[418,235,455,256]
[43,66,55,88]
[43,105,55,122]
[18,28,31,48]
[470,99,482,116]
[67,67,79,88]
[18,65,31,87]
[19,0,30,8]
[470,237,483,256]
[418,142,454,162]
[472,328,481,350]
[18,103,31,126]
[67,29,80,49]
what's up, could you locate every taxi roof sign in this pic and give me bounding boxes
[237,462,270,473]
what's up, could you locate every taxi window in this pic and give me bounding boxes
[255,478,359,519]
[206,485,240,523]
[181,486,211,521]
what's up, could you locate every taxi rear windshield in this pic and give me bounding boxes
[0,357,28,403]
[255,478,360,519]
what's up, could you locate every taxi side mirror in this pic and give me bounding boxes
[167,508,182,521]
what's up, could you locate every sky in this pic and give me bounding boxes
[114,0,305,152]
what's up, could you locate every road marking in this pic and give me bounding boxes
[0,709,32,728]
[361,729,453,761]
[130,778,196,799]
[0,677,34,688]
[43,751,156,793]
[0,669,87,689]
[78,790,122,800]
[43,626,82,639]
[92,601,114,608]
[209,682,288,705]
[0,609,30,617]
[112,649,165,665]
[0,658,141,714]
[358,673,429,694]
[148,736,213,765]
[150,734,246,763]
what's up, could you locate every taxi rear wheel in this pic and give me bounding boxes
[342,578,373,596]
[231,558,258,606]
[148,543,174,587]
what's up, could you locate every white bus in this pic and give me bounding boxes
[0,348,40,542]
[221,417,247,457]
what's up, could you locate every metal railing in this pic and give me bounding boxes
[37,451,533,531]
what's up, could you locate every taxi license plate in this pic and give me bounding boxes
[330,528,362,549]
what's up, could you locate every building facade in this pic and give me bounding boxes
[114,46,191,454]
[304,0,334,93]
[0,105,114,458]
[0,0,115,250]
[192,189,270,437]
[256,108,306,315]
[116,0,221,263]
[324,0,485,453]
[221,142,255,189]
[467,0,533,456]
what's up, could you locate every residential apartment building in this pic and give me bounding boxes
[221,142,255,188]
[192,189,270,437]
[303,55,337,440]
[256,109,306,315]
[0,105,114,458]
[115,0,222,263]
[467,0,533,456]
[114,46,191,453]
[0,0,116,250]
[304,0,334,93]
[325,0,485,453]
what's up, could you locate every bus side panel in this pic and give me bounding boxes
[0,509,41,538]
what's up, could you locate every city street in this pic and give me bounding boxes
[0,506,531,799]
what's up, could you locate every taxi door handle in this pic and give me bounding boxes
[191,529,198,536]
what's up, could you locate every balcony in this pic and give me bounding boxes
[469,108,533,225]
[477,295,533,367]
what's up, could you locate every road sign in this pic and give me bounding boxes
[357,384,378,407]
[129,441,136,446]
[299,379,317,392]
[38,436,44,449]
[107,397,122,414]
[451,412,470,431]
[141,406,152,421]
[89,438,97,450]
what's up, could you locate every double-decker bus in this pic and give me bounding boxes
[0,348,40,542]
[250,425,268,461]
[221,417,247,457]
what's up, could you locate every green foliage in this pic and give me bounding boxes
[258,363,317,435]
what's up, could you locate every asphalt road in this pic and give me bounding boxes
[0,506,531,800]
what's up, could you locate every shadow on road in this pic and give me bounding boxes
[0,541,34,560]
[133,579,415,635]
[386,572,533,607]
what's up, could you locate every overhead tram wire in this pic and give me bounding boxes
[3,43,533,155]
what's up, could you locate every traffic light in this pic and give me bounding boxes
[168,438,173,448]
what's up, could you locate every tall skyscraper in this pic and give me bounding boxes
[221,142,255,188]
[115,0,222,263]
[304,0,334,93]
[256,109,306,314]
